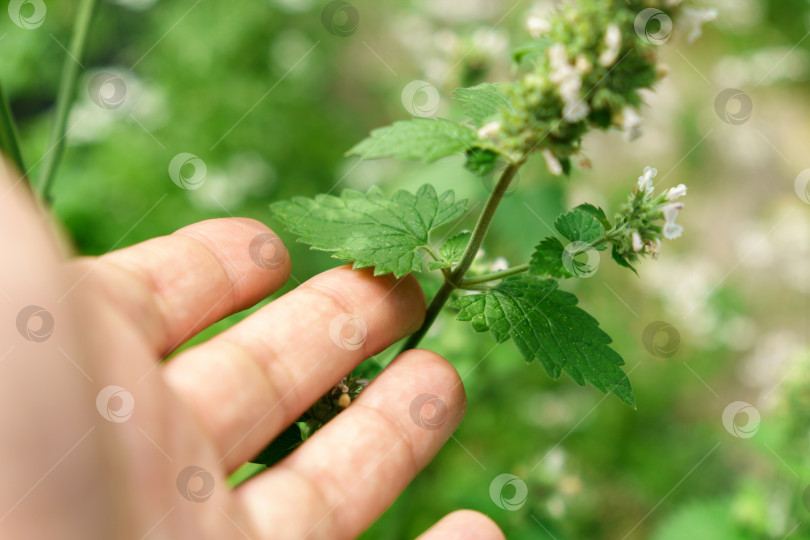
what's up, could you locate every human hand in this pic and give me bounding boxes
[0,162,504,539]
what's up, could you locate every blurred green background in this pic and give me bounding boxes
[2,0,810,538]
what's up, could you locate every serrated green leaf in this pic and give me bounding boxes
[554,208,607,250]
[346,118,477,163]
[575,203,611,229]
[271,184,467,278]
[428,231,471,271]
[611,245,639,276]
[451,83,511,127]
[453,276,635,406]
[529,236,573,278]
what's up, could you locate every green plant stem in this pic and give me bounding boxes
[37,0,99,201]
[400,162,522,352]
[0,81,26,175]
[460,263,529,287]
[449,163,522,283]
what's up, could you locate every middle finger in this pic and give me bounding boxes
[163,265,425,471]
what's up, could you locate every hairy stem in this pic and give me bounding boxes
[398,280,456,352]
[0,81,26,176]
[37,0,99,201]
[400,162,522,352]
[460,263,529,287]
[449,163,521,283]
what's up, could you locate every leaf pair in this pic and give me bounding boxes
[530,204,609,279]
[271,184,635,406]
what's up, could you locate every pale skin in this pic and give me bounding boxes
[0,160,504,540]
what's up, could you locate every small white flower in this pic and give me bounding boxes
[662,202,684,239]
[542,149,563,176]
[662,202,683,221]
[477,121,501,140]
[632,231,643,252]
[637,166,657,194]
[575,54,592,75]
[491,257,509,272]
[664,223,683,239]
[548,44,589,123]
[527,15,551,39]
[666,184,687,201]
[682,8,718,44]
[622,107,643,142]
[598,24,622,67]
[548,43,568,70]
[563,101,589,123]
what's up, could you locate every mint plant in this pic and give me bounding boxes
[266,0,704,442]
